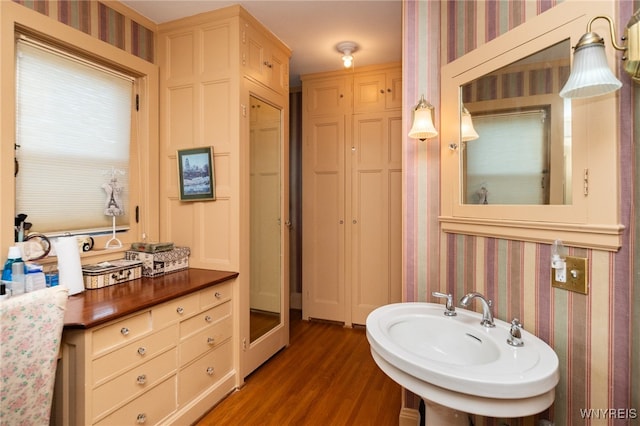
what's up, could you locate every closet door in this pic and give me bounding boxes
[351,112,403,325]
[302,115,346,322]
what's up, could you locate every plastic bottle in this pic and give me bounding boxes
[2,246,25,296]
[25,263,46,292]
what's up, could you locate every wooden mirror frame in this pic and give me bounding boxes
[440,1,623,251]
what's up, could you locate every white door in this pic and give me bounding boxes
[302,114,346,322]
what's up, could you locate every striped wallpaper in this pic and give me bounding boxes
[462,63,570,102]
[404,0,638,425]
[12,0,154,63]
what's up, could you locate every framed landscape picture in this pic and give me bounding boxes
[177,146,215,201]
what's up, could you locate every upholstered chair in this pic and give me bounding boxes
[1,286,68,424]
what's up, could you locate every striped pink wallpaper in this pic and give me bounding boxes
[404,0,639,425]
[13,0,154,63]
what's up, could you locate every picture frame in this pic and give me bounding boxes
[177,146,215,201]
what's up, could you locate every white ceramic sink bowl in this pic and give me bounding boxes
[366,302,559,419]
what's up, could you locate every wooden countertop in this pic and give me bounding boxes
[63,268,238,329]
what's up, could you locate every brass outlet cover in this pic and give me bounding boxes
[551,255,588,294]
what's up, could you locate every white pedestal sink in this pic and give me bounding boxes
[366,303,559,424]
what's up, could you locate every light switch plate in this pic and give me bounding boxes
[551,255,588,294]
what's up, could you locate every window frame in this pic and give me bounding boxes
[1,4,159,263]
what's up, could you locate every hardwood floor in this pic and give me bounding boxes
[196,310,401,425]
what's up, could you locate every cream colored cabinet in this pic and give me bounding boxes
[60,282,234,426]
[303,75,351,116]
[242,19,289,95]
[301,113,347,322]
[353,68,402,113]
[301,63,402,327]
[158,5,290,385]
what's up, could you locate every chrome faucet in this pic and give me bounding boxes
[460,292,495,327]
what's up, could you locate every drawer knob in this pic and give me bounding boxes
[136,413,147,424]
[205,315,213,323]
[137,347,146,356]
[206,367,215,376]
[136,374,147,385]
[214,292,222,299]
[207,337,215,345]
[120,327,129,336]
[176,306,185,315]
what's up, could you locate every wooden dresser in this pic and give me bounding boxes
[54,269,238,426]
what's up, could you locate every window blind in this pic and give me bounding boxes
[15,37,133,235]
[465,109,549,204]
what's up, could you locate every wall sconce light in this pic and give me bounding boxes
[408,95,438,141]
[560,10,640,99]
[336,41,358,69]
[461,106,479,142]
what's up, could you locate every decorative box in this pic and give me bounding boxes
[82,260,143,290]
[130,241,174,253]
[124,247,190,277]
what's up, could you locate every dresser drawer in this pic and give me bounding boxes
[199,281,232,310]
[180,300,231,339]
[94,375,177,426]
[153,292,200,329]
[178,339,233,405]
[92,311,152,355]
[93,348,177,421]
[179,315,232,366]
[93,324,178,385]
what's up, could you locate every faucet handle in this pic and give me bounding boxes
[432,292,456,316]
[507,318,524,347]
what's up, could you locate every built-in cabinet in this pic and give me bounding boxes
[243,22,289,95]
[55,270,237,426]
[301,64,402,326]
[157,5,290,384]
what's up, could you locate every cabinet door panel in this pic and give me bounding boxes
[351,112,402,325]
[304,77,349,115]
[353,72,386,113]
[302,115,346,322]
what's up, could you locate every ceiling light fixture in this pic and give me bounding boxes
[560,10,640,99]
[336,41,358,69]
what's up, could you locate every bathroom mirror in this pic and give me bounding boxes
[440,1,623,251]
[461,39,571,205]
[249,95,282,342]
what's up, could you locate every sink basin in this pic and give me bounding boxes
[366,302,559,420]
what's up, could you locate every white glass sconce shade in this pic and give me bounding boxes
[559,38,622,99]
[461,107,479,141]
[408,95,438,141]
